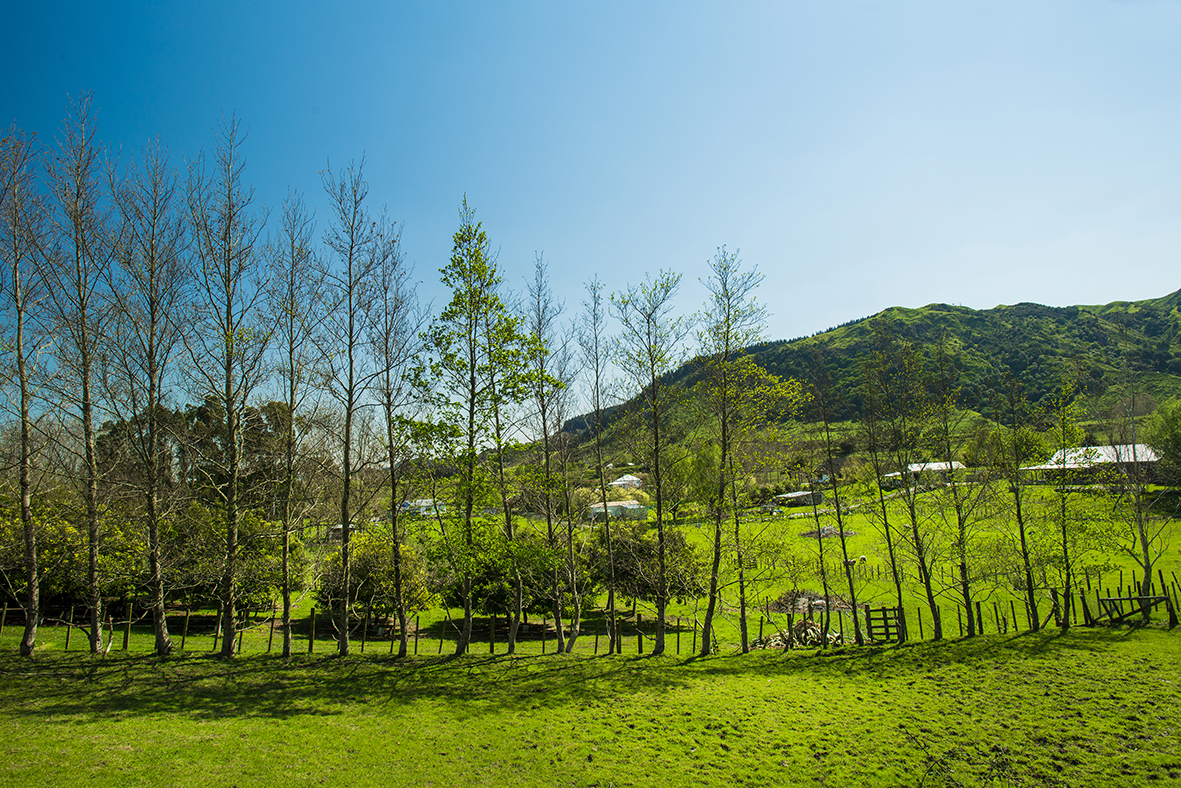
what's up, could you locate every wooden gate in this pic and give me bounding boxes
[865,606,902,641]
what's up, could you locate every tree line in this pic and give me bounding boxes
[2,97,1177,662]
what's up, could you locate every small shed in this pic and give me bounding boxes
[773,490,824,507]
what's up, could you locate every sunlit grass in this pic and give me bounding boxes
[1,627,1178,787]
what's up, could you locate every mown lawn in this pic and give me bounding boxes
[1,627,1178,787]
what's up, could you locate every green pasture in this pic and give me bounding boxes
[1,627,1178,787]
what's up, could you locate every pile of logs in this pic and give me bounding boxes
[752,618,846,649]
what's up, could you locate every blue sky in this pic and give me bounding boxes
[3,1,1179,343]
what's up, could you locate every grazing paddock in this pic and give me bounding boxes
[1,627,1178,787]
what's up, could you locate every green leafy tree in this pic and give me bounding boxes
[421,198,532,656]
[1146,398,1181,484]
[987,371,1048,630]
[694,246,805,654]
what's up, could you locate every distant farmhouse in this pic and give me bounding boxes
[587,500,648,522]
[1021,444,1159,483]
[881,461,966,489]
[608,474,643,489]
[773,490,825,507]
[399,498,444,516]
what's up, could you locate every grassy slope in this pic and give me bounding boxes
[1,628,1178,787]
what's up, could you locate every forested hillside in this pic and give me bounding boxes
[674,288,1181,422]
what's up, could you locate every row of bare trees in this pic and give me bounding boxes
[0,99,430,659]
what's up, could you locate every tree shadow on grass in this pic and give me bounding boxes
[0,627,1174,724]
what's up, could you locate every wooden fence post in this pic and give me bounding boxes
[181,610,190,651]
[489,614,496,655]
[237,616,245,653]
[957,606,963,637]
[691,618,697,654]
[308,607,316,654]
[268,611,275,653]
[213,602,223,652]
[676,618,680,655]
[542,616,548,655]
[992,601,1000,633]
[636,613,643,654]
[0,604,6,638]
[594,617,600,655]
[123,601,133,651]
[975,602,984,635]
[917,607,924,640]
[414,614,419,656]
[65,606,74,651]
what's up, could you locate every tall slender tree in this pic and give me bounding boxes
[859,331,908,640]
[611,270,690,655]
[0,125,47,657]
[525,256,567,652]
[866,320,942,640]
[107,139,189,656]
[423,198,530,656]
[366,215,421,658]
[808,352,863,646]
[41,94,112,653]
[989,371,1042,631]
[316,158,384,657]
[1046,377,1083,630]
[186,116,269,657]
[696,248,771,655]
[578,276,618,653]
[927,337,991,637]
[262,189,321,658]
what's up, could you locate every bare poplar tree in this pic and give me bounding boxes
[316,158,383,657]
[0,125,47,657]
[1046,378,1083,630]
[611,270,690,655]
[807,353,863,646]
[525,256,567,652]
[39,94,113,653]
[366,214,422,658]
[107,139,189,655]
[927,338,991,637]
[186,116,269,657]
[866,320,943,640]
[858,337,908,640]
[548,322,585,652]
[989,371,1041,631]
[579,276,618,653]
[262,189,321,658]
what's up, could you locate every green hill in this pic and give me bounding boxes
[564,288,1181,436]
[716,288,1181,419]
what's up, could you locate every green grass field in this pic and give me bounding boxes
[1,627,1178,787]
